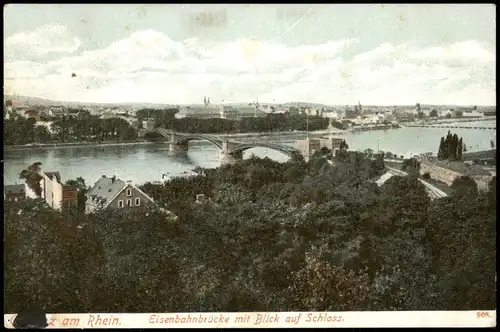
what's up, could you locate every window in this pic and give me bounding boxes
[118,200,124,208]
[127,199,132,207]
[14,197,18,202]
[135,198,140,206]
[126,188,132,196]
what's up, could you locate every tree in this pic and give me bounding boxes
[438,131,465,161]
[401,158,421,177]
[370,153,386,178]
[65,177,89,211]
[488,176,496,194]
[457,137,463,161]
[451,176,478,197]
[34,125,52,143]
[385,151,394,159]
[364,148,374,158]
[213,182,252,205]
[449,133,459,160]
[287,246,374,311]
[422,172,431,180]
[19,163,43,197]
[490,140,495,149]
[429,109,438,117]
[437,137,446,160]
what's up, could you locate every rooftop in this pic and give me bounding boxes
[87,175,127,205]
[44,171,62,183]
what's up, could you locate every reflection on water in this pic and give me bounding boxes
[3,121,496,186]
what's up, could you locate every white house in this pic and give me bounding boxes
[462,110,484,118]
[360,114,381,124]
[39,171,63,210]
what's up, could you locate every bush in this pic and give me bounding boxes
[422,172,431,180]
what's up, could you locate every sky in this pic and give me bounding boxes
[3,4,496,105]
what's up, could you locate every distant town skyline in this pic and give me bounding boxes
[4,4,496,106]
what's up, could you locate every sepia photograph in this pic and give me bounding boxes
[3,3,496,328]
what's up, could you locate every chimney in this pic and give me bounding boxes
[112,175,116,183]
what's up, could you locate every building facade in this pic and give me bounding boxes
[295,139,322,162]
[4,184,27,202]
[85,175,154,213]
[39,171,64,210]
[62,185,78,209]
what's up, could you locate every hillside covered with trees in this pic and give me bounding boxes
[4,152,496,313]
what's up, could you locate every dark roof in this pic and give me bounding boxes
[86,176,127,206]
[5,184,26,195]
[44,171,61,183]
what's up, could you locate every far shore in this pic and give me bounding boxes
[4,140,155,152]
[4,117,494,152]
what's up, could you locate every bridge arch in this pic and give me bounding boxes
[140,129,223,149]
[227,142,298,158]
[176,136,223,149]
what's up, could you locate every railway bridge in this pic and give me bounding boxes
[138,128,300,164]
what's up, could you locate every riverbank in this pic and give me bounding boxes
[349,124,399,132]
[4,140,155,151]
[418,116,496,125]
[216,129,346,139]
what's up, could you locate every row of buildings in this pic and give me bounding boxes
[5,98,495,133]
[5,100,142,134]
[172,98,493,124]
[4,169,156,214]
[4,170,78,209]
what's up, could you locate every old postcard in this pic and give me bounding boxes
[3,3,496,328]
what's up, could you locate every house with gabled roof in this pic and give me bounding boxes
[85,175,154,213]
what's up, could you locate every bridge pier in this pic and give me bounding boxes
[169,142,188,153]
[169,133,188,153]
[219,152,241,165]
[220,140,243,165]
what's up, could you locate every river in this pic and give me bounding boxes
[3,120,496,186]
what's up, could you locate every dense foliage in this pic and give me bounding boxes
[5,153,496,313]
[437,131,466,161]
[4,115,137,145]
[19,162,43,196]
[401,158,421,176]
[137,108,338,133]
